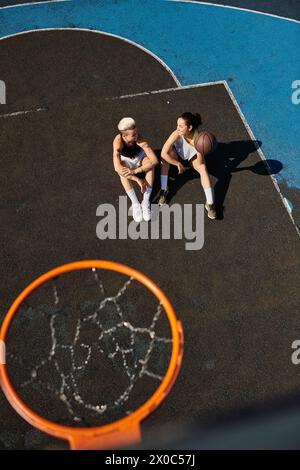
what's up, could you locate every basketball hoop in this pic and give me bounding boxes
[0,260,183,450]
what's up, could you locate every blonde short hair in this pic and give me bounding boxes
[118,117,136,132]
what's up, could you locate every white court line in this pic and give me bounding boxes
[0,27,181,88]
[0,0,71,9]
[0,27,180,118]
[1,0,298,23]
[0,82,224,116]
[0,107,47,118]
[166,0,300,24]
[107,81,226,100]
[223,81,300,236]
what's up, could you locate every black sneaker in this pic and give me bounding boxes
[158,189,169,206]
[205,203,217,219]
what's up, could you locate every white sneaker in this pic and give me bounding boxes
[132,204,143,223]
[142,202,151,221]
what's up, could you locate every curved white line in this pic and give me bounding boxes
[0,0,71,9]
[3,0,298,24]
[166,0,300,24]
[0,27,181,87]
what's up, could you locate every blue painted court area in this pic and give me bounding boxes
[0,0,299,226]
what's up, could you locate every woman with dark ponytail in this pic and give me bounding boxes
[160,112,216,219]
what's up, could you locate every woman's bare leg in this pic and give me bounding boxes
[191,154,216,219]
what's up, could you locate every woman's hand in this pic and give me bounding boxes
[138,179,149,194]
[176,162,185,174]
[119,167,134,178]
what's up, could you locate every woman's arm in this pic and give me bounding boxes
[161,131,185,174]
[161,130,180,165]
[112,134,125,174]
[134,136,158,174]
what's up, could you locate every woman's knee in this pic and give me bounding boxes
[160,158,170,172]
[194,162,207,174]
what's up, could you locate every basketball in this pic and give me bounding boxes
[195,131,217,156]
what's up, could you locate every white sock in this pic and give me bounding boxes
[126,188,139,206]
[160,175,168,191]
[204,187,214,205]
[142,186,152,206]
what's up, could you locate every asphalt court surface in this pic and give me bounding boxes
[0,30,299,449]
[1,86,300,448]
[0,30,177,113]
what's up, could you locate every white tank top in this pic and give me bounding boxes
[174,135,197,161]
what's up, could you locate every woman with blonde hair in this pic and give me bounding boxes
[113,117,158,222]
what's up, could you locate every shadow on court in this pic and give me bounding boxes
[155,137,283,221]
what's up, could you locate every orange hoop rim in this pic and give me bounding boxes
[0,260,183,449]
